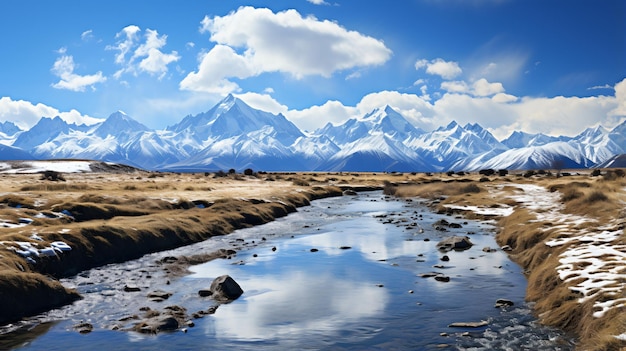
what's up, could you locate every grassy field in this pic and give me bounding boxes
[0,165,624,350]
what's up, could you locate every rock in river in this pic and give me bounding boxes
[436,236,473,252]
[206,275,244,302]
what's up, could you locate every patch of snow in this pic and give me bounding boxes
[496,183,625,321]
[444,204,514,217]
[0,160,93,174]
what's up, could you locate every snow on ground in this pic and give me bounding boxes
[448,182,625,335]
[0,160,93,173]
[444,204,514,217]
[504,184,625,321]
[0,235,72,265]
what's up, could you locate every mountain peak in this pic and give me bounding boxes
[94,111,150,138]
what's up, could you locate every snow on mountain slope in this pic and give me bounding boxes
[94,111,151,139]
[465,141,591,171]
[594,154,626,168]
[501,130,571,148]
[405,121,507,170]
[321,132,433,172]
[570,124,626,164]
[1,94,623,172]
[317,105,424,145]
[164,126,306,172]
[169,94,303,146]
[291,134,340,169]
[12,116,90,150]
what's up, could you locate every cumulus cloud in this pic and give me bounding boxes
[181,6,392,93]
[287,100,358,132]
[609,78,626,117]
[51,51,106,92]
[440,78,505,97]
[278,78,624,140]
[0,97,102,129]
[236,92,289,115]
[108,25,180,80]
[415,58,462,80]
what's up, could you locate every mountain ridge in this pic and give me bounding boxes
[2,95,625,172]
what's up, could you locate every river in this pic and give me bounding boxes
[1,192,574,350]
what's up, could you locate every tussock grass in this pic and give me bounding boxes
[0,271,80,322]
[0,195,35,209]
[20,183,92,192]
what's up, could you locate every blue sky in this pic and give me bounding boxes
[0,0,624,139]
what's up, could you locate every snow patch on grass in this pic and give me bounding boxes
[502,184,625,322]
[444,204,514,217]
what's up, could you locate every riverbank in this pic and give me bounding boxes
[384,170,626,351]
[0,168,388,325]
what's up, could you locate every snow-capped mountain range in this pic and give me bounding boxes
[1,94,625,172]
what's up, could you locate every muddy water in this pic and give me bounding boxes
[3,192,574,350]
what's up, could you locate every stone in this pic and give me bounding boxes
[148,290,172,301]
[434,275,450,282]
[124,284,141,292]
[73,321,93,334]
[155,316,179,332]
[494,299,515,308]
[208,275,243,302]
[436,236,473,252]
[198,289,213,297]
[448,320,489,328]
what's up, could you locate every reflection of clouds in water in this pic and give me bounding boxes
[206,270,389,342]
[292,228,432,262]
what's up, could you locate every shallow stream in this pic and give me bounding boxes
[2,192,574,350]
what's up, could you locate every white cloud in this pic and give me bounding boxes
[440,80,469,94]
[107,25,141,65]
[0,97,102,129]
[588,84,613,91]
[307,0,329,4]
[182,6,392,93]
[416,58,462,80]
[81,29,94,41]
[51,53,106,92]
[440,78,505,97]
[471,78,504,96]
[287,100,357,132]
[179,45,255,93]
[236,92,288,115]
[609,78,626,117]
[108,26,180,80]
